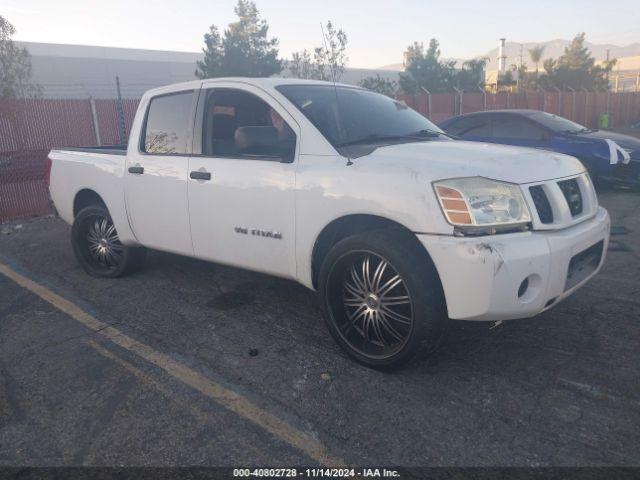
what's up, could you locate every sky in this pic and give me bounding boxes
[3,0,639,68]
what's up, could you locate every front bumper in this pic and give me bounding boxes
[418,207,610,321]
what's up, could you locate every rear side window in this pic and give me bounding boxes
[143,91,194,154]
[445,116,491,137]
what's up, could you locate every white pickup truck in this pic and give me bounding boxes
[49,78,610,368]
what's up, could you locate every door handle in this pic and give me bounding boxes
[190,171,211,181]
[128,166,144,174]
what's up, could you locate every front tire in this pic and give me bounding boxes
[71,205,146,278]
[318,230,446,369]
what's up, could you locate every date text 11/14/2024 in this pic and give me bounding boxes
[232,468,401,477]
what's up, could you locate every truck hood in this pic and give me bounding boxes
[356,140,586,184]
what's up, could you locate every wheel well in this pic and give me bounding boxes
[73,189,106,217]
[311,214,434,289]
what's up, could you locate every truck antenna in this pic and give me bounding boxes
[320,22,352,166]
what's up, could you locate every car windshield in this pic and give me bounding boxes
[526,111,591,133]
[276,84,444,148]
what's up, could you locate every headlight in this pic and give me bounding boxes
[433,177,531,232]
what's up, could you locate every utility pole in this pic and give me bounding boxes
[519,44,524,70]
[89,96,101,146]
[518,44,524,91]
[115,76,127,146]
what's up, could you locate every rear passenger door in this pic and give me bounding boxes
[187,83,299,279]
[125,89,198,255]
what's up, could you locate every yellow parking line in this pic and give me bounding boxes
[0,262,344,466]
[86,340,270,461]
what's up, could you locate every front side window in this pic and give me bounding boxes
[276,85,443,148]
[491,115,546,140]
[143,91,194,154]
[202,89,296,161]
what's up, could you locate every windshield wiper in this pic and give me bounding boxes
[412,128,459,140]
[408,129,447,138]
[564,127,597,135]
[335,130,442,148]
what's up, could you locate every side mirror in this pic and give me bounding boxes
[235,126,285,159]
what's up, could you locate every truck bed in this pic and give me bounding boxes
[48,146,129,230]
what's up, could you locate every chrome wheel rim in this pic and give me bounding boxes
[328,252,414,359]
[85,216,123,268]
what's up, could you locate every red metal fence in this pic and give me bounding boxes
[1,93,640,223]
[0,98,139,223]
[400,91,640,127]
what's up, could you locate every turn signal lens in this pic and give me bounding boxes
[435,185,472,224]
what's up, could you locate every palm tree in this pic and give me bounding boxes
[528,45,546,85]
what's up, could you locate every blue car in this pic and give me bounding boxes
[439,109,640,188]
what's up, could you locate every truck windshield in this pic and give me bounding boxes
[276,84,444,148]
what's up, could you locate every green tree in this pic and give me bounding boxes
[0,15,40,98]
[499,70,516,88]
[528,45,545,84]
[196,26,224,78]
[289,21,348,81]
[509,62,532,90]
[538,33,614,90]
[196,0,282,78]
[289,49,313,79]
[358,74,398,97]
[455,57,488,90]
[399,39,455,93]
[543,58,556,76]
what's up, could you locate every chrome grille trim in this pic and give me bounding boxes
[528,185,554,224]
[522,173,598,231]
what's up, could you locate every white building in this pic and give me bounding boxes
[18,41,400,99]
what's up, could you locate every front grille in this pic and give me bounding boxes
[529,185,553,223]
[558,178,583,216]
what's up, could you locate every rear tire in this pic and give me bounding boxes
[318,229,446,369]
[71,205,146,278]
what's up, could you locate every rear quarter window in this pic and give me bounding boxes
[142,91,194,154]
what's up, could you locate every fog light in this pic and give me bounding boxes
[518,277,529,298]
[517,274,542,304]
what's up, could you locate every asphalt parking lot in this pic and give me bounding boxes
[1,190,639,467]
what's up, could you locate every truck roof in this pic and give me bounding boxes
[144,77,360,97]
